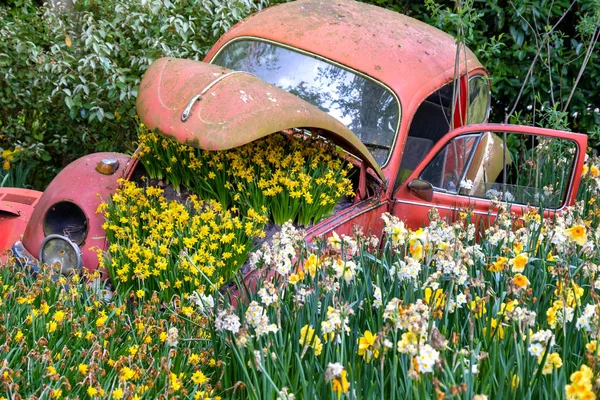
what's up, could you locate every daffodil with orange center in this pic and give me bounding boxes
[510,253,528,273]
[332,370,350,397]
[513,273,530,288]
[487,257,506,273]
[565,224,588,246]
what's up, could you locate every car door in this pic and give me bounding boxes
[392,124,587,228]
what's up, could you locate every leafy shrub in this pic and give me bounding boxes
[0,0,278,189]
[364,0,600,140]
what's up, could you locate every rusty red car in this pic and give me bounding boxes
[0,0,587,277]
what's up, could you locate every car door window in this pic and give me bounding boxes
[420,134,480,193]
[420,131,578,208]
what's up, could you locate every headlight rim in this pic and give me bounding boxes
[39,233,83,275]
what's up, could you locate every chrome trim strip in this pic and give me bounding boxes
[181,71,255,122]
[393,198,495,216]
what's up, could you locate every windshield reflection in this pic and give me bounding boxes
[212,40,400,165]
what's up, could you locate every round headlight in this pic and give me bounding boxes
[39,234,82,275]
[43,201,88,245]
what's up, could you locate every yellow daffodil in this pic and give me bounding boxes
[513,273,530,288]
[332,369,350,397]
[487,257,507,272]
[357,330,380,362]
[565,224,587,246]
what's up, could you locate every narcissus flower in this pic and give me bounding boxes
[191,370,208,385]
[510,253,528,273]
[488,257,506,272]
[112,388,123,399]
[299,324,323,356]
[513,273,530,288]
[565,224,587,246]
[540,352,562,375]
[415,344,439,373]
[331,369,350,397]
[565,364,594,399]
[357,330,380,362]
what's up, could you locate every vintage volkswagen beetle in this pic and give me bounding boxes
[0,0,587,277]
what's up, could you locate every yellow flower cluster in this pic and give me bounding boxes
[98,179,268,296]
[299,324,323,356]
[0,261,221,399]
[565,364,596,399]
[1,147,21,170]
[136,126,355,226]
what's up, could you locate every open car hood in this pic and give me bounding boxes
[137,58,384,181]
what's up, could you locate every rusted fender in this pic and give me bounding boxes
[22,152,136,275]
[136,57,384,181]
[0,188,43,262]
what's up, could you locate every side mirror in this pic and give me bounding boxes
[408,179,433,202]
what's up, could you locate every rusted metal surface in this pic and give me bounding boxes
[0,188,42,261]
[205,0,483,116]
[22,152,132,275]
[137,57,384,180]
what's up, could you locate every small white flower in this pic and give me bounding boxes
[167,327,179,347]
[190,292,214,314]
[528,343,544,357]
[416,344,439,373]
[373,284,383,309]
[456,293,467,308]
[333,259,358,283]
[215,311,241,334]
[325,362,344,381]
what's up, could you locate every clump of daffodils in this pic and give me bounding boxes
[136,126,355,226]
[1,147,21,170]
[97,179,267,298]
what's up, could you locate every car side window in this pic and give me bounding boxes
[394,81,455,188]
[420,131,578,208]
[467,75,490,125]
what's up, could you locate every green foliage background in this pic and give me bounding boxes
[369,0,600,134]
[0,0,598,189]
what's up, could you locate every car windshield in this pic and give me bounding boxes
[212,39,400,166]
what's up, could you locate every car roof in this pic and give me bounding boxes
[205,0,485,109]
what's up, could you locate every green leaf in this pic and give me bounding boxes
[64,96,73,109]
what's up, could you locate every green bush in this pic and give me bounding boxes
[363,0,600,140]
[0,0,277,189]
